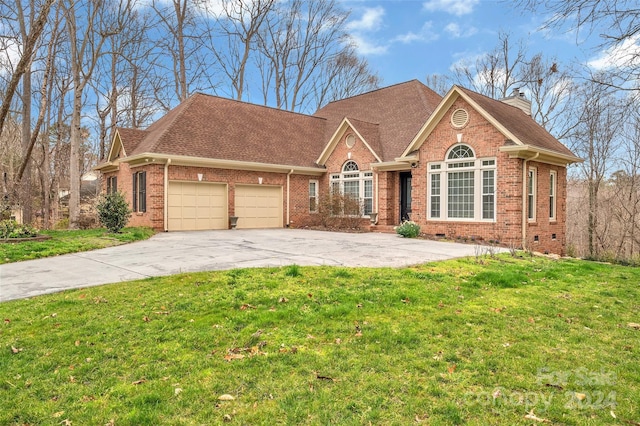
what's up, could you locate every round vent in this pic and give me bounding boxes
[345,134,356,148]
[451,108,469,128]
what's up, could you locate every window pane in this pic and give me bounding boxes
[549,173,556,219]
[448,171,474,218]
[364,199,373,215]
[448,145,474,160]
[343,180,359,199]
[482,170,494,219]
[528,170,535,220]
[343,161,359,172]
[430,174,440,218]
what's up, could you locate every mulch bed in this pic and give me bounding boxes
[0,235,52,244]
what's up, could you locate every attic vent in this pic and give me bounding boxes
[451,108,469,128]
[345,134,356,148]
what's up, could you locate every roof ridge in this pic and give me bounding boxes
[322,79,423,106]
[141,94,201,152]
[346,116,380,126]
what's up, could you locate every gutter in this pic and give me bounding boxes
[522,153,539,250]
[164,158,171,231]
[286,169,294,226]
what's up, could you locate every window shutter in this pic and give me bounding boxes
[132,173,138,212]
[140,172,146,212]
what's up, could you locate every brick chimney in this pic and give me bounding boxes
[501,88,531,116]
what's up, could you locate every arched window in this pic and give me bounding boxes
[447,144,474,160]
[343,161,359,172]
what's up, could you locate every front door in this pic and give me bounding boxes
[400,172,412,222]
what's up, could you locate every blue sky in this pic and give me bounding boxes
[342,0,605,86]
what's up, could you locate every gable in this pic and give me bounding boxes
[402,86,581,166]
[314,80,441,162]
[316,118,382,166]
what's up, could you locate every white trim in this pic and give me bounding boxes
[549,170,557,222]
[316,118,382,165]
[121,153,325,176]
[427,144,496,222]
[528,167,537,222]
[309,179,319,213]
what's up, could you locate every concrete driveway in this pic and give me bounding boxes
[0,229,501,302]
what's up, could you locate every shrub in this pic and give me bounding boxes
[395,220,421,238]
[0,219,38,239]
[96,191,131,233]
[316,191,363,230]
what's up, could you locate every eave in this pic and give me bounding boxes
[499,145,583,166]
[123,153,327,176]
[370,161,412,172]
[94,161,119,172]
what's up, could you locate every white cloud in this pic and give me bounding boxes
[444,22,477,38]
[347,6,385,32]
[347,7,388,56]
[588,35,640,71]
[393,21,438,44]
[349,34,388,55]
[423,0,479,16]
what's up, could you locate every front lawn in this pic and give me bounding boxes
[1,256,638,425]
[0,227,155,264]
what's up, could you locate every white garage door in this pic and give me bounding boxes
[168,181,227,231]
[235,185,283,229]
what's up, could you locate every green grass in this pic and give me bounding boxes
[1,255,639,425]
[0,227,155,264]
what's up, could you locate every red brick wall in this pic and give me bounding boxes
[104,163,323,231]
[408,97,568,254]
[101,163,164,230]
[526,161,567,255]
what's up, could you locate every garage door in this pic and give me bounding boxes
[235,185,283,229]
[168,181,227,231]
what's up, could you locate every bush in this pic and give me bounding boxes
[395,220,421,238]
[96,191,131,233]
[0,219,38,239]
[316,192,364,230]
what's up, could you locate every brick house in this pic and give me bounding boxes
[96,80,580,254]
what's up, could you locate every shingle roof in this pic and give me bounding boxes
[111,81,576,170]
[128,93,328,168]
[314,80,442,161]
[459,87,575,157]
[116,128,148,156]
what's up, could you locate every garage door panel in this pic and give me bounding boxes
[168,181,227,231]
[235,185,282,229]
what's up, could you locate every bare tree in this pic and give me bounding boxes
[520,54,577,138]
[312,47,380,109]
[425,73,452,96]
[203,0,276,101]
[452,32,526,99]
[63,0,129,228]
[256,0,356,112]
[568,79,621,257]
[514,0,640,90]
[0,0,54,141]
[150,0,210,108]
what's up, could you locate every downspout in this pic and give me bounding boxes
[164,158,171,232]
[522,153,539,250]
[286,169,294,227]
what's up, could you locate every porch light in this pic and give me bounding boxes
[197,173,203,181]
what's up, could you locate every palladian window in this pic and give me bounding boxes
[330,160,374,216]
[428,144,496,221]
